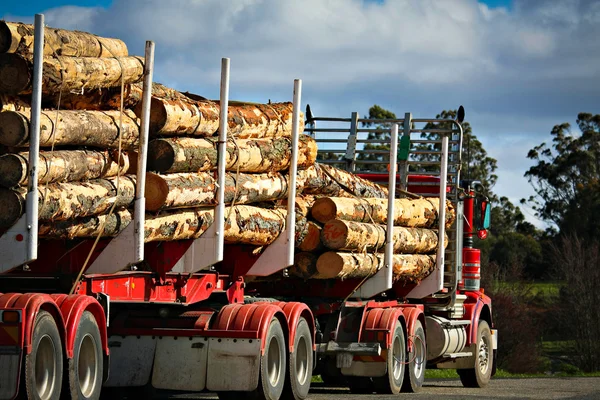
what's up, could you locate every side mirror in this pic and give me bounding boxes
[481,200,491,229]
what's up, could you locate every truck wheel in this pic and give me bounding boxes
[256,317,287,400]
[458,320,492,388]
[282,317,313,400]
[373,322,405,394]
[402,320,426,392]
[24,310,64,400]
[67,311,103,399]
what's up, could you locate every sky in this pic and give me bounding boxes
[2,0,599,228]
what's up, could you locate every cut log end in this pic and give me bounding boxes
[320,219,350,250]
[147,140,175,173]
[311,197,337,224]
[315,252,344,279]
[297,221,323,252]
[0,153,27,188]
[0,188,23,229]
[0,54,30,95]
[0,111,29,147]
[134,97,168,134]
[0,22,15,54]
[145,173,170,212]
[289,252,319,279]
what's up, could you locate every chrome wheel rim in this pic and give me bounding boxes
[267,335,282,386]
[478,335,490,375]
[413,335,425,379]
[295,335,309,386]
[392,335,404,381]
[78,333,99,397]
[35,334,56,400]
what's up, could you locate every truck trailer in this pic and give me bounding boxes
[0,15,496,400]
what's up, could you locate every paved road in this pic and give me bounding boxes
[159,377,600,400]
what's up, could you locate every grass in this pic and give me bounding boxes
[530,281,563,298]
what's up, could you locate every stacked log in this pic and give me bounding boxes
[287,195,453,282]
[0,21,454,288]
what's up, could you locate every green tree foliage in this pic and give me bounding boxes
[417,110,498,201]
[356,105,397,172]
[524,113,600,239]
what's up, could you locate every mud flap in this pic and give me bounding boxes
[0,347,21,400]
[491,329,498,377]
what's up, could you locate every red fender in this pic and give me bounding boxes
[52,294,108,359]
[361,307,406,348]
[463,291,493,345]
[401,306,425,352]
[0,293,66,354]
[212,303,287,355]
[271,301,316,352]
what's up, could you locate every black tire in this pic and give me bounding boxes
[282,317,313,400]
[402,319,426,392]
[256,317,287,400]
[67,311,104,399]
[347,377,374,394]
[24,310,64,400]
[458,320,493,388]
[373,321,405,394]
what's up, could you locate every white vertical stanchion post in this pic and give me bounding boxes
[26,13,45,262]
[436,133,449,288]
[384,124,399,289]
[134,40,155,263]
[285,79,301,266]
[215,58,230,262]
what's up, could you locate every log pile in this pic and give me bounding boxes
[0,22,455,287]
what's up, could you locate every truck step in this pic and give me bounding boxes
[445,352,473,358]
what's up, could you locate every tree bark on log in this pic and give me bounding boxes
[147,135,317,174]
[298,163,388,198]
[145,171,291,211]
[36,205,290,246]
[310,196,456,228]
[0,175,136,227]
[0,109,139,148]
[135,94,301,138]
[321,219,446,253]
[0,53,144,95]
[0,149,130,187]
[0,21,128,57]
[224,205,286,246]
[143,205,289,244]
[39,209,132,238]
[315,252,436,281]
[288,252,319,279]
[43,84,138,111]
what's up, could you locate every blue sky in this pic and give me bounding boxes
[2,0,599,229]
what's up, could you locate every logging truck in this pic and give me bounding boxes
[0,15,496,400]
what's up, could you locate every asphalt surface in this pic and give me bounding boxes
[157,377,600,400]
